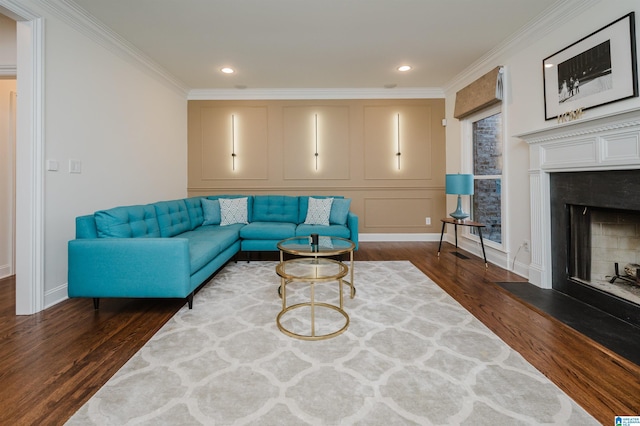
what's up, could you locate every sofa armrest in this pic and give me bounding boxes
[68,238,192,298]
[347,212,359,250]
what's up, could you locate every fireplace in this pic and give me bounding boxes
[551,170,640,326]
[519,107,640,327]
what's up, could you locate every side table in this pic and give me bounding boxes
[437,218,488,268]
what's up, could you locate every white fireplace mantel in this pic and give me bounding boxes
[517,106,640,288]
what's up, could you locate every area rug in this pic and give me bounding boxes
[67,261,597,425]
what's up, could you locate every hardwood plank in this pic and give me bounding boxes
[0,280,183,425]
[0,242,638,424]
[410,243,640,424]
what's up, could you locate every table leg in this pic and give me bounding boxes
[476,226,488,268]
[281,277,286,308]
[278,251,284,296]
[310,282,315,338]
[437,221,446,256]
[454,223,458,249]
[349,250,355,298]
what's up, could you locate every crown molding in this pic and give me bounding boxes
[38,0,189,96]
[0,0,41,20]
[188,87,445,101]
[8,0,602,100]
[443,0,602,93]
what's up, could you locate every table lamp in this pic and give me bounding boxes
[446,173,474,221]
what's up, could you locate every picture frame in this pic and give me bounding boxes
[543,12,638,121]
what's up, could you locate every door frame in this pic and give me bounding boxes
[1,1,45,315]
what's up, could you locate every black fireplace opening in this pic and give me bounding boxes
[551,169,640,328]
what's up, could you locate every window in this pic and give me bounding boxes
[468,108,503,244]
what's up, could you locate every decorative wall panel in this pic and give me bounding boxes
[283,106,350,180]
[364,197,434,229]
[199,106,268,179]
[188,99,446,234]
[364,105,432,180]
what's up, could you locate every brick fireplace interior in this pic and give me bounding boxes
[551,169,640,327]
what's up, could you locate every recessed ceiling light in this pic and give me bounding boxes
[221,67,235,74]
[397,65,412,72]
[384,83,397,89]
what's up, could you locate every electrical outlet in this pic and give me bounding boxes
[523,240,530,252]
[425,217,431,225]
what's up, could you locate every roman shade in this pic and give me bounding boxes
[454,66,504,119]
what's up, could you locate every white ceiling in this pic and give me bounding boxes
[70,0,560,90]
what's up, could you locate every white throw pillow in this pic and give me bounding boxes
[219,197,249,226]
[304,197,333,226]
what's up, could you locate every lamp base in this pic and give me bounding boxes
[449,195,469,221]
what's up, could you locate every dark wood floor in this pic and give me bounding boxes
[1,242,638,425]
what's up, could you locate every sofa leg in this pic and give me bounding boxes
[187,293,194,309]
[93,298,100,310]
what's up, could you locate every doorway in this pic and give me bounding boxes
[0,2,45,315]
[0,80,16,280]
[0,12,16,283]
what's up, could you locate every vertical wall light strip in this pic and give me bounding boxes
[314,113,319,170]
[396,113,401,170]
[231,114,236,171]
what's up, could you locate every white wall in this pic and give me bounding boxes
[6,0,188,308]
[445,0,640,277]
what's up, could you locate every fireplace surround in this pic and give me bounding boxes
[519,106,640,326]
[551,169,640,326]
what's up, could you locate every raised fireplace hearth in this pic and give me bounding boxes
[519,107,640,327]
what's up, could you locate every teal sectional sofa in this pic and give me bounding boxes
[68,195,358,309]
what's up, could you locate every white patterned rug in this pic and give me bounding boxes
[67,261,597,425]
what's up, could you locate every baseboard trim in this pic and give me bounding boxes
[0,264,12,280]
[359,233,441,242]
[45,282,68,309]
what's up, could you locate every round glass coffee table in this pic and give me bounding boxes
[276,236,356,340]
[277,236,356,298]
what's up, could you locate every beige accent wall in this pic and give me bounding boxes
[188,99,446,234]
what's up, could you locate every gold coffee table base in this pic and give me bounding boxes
[277,301,349,341]
[276,258,349,341]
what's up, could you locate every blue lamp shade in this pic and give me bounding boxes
[445,174,474,195]
[445,173,474,220]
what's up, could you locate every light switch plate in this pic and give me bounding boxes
[46,160,59,171]
[69,159,82,174]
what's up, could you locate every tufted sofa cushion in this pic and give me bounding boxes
[184,197,205,229]
[252,195,299,223]
[94,205,160,238]
[154,200,192,237]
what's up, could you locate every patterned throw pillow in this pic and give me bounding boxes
[219,197,249,226]
[304,197,333,226]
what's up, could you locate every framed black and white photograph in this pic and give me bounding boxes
[543,12,638,120]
